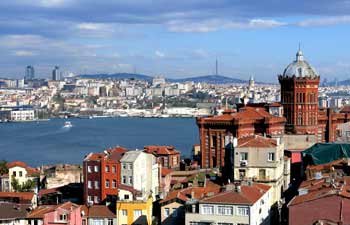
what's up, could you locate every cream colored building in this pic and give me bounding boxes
[185,183,272,225]
[120,151,159,200]
[233,136,290,207]
[7,161,38,192]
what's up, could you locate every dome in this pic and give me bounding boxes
[282,50,319,78]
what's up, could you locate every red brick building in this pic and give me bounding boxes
[144,145,180,169]
[83,147,127,204]
[196,106,285,168]
[197,49,350,169]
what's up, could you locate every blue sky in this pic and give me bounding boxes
[1,0,350,82]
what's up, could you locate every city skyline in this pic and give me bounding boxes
[1,1,350,81]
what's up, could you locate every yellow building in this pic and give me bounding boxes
[116,185,153,225]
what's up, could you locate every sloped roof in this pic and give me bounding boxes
[302,143,350,165]
[0,192,34,202]
[88,205,115,218]
[144,145,180,156]
[200,183,270,205]
[237,136,277,148]
[0,203,31,220]
[27,202,78,219]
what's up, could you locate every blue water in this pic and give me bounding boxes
[0,118,199,166]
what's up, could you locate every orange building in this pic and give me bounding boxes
[83,147,127,204]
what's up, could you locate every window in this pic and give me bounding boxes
[87,195,92,203]
[239,152,248,161]
[105,166,110,172]
[129,176,133,184]
[19,171,23,177]
[164,208,170,217]
[237,207,249,216]
[122,164,127,169]
[218,206,233,215]
[88,166,92,173]
[107,219,113,225]
[94,196,100,203]
[164,157,168,167]
[133,209,142,218]
[124,194,129,200]
[128,163,133,170]
[201,205,214,215]
[12,171,16,177]
[239,169,246,179]
[59,214,67,221]
[122,210,127,216]
[95,181,99,189]
[112,180,116,188]
[88,181,92,189]
[268,153,275,161]
[173,156,178,166]
[94,165,99,172]
[172,208,178,217]
[106,179,110,188]
[112,166,116,173]
[92,219,104,225]
[122,176,126,184]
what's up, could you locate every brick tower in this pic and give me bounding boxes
[278,49,320,134]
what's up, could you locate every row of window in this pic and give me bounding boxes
[87,165,99,173]
[239,152,275,162]
[122,176,133,185]
[164,208,177,217]
[87,195,100,203]
[105,179,117,188]
[12,171,24,177]
[88,180,100,189]
[120,209,143,218]
[200,205,249,216]
[122,163,133,170]
[105,165,117,173]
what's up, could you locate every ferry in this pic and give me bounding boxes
[63,121,73,128]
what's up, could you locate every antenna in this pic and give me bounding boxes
[298,42,301,51]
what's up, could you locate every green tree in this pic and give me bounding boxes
[11,177,36,192]
[0,160,8,175]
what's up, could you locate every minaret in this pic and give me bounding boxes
[215,58,218,76]
[248,75,255,90]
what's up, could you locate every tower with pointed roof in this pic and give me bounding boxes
[278,49,320,135]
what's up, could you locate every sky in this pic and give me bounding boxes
[1,0,350,82]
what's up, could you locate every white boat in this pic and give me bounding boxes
[63,121,73,128]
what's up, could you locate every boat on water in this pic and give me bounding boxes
[63,121,73,128]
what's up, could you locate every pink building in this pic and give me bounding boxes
[27,202,82,225]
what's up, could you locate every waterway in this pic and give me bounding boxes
[0,118,199,167]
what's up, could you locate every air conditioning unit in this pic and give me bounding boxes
[240,160,248,166]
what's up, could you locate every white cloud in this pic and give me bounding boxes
[13,50,36,56]
[297,16,350,27]
[155,50,165,58]
[192,49,209,58]
[76,23,108,31]
[39,0,70,7]
[167,18,286,33]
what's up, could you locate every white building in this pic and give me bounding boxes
[120,151,159,200]
[185,183,272,225]
[10,109,35,121]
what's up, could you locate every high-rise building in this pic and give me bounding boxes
[25,65,35,80]
[52,66,60,81]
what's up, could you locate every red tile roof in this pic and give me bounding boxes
[27,202,79,219]
[237,135,278,148]
[6,161,38,175]
[0,192,34,202]
[88,205,115,218]
[200,183,270,205]
[144,145,180,156]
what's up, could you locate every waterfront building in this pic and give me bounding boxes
[83,147,127,204]
[10,109,35,121]
[116,185,153,225]
[185,182,272,225]
[120,150,159,200]
[25,65,35,80]
[144,145,180,169]
[52,66,61,81]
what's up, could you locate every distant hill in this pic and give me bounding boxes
[79,73,153,81]
[78,73,248,84]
